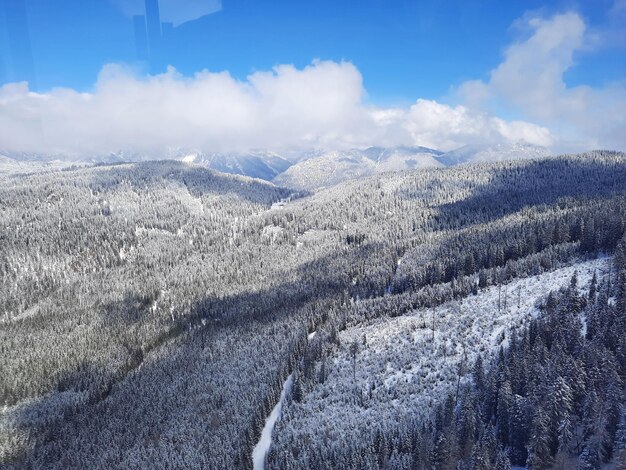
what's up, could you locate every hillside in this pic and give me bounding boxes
[175,151,293,181]
[1,152,625,469]
[437,142,552,166]
[273,147,443,190]
[2,142,551,187]
[269,257,611,468]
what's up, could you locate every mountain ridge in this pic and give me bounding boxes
[1,142,552,186]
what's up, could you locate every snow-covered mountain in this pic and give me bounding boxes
[1,142,552,183]
[3,152,625,469]
[0,149,293,180]
[175,151,292,181]
[436,142,552,166]
[272,143,553,190]
[273,146,443,190]
[362,145,444,171]
[272,150,374,190]
[0,150,132,172]
[92,149,293,180]
[0,152,85,174]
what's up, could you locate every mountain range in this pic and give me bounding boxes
[0,142,552,188]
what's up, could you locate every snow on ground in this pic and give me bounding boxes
[272,257,611,452]
[166,181,204,216]
[252,374,293,470]
[134,226,176,238]
[294,229,339,254]
[269,194,298,211]
[0,157,82,175]
[341,256,608,395]
[261,225,284,243]
[0,390,89,460]
[273,151,374,190]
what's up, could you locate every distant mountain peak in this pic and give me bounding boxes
[437,141,552,166]
[273,146,444,190]
[1,142,553,182]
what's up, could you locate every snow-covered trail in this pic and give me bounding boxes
[251,331,316,468]
[252,373,293,470]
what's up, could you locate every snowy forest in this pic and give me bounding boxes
[1,151,626,469]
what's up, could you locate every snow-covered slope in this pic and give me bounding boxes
[272,150,375,190]
[273,143,552,190]
[1,142,552,183]
[0,149,293,180]
[0,153,82,175]
[340,258,606,396]
[273,146,443,190]
[272,256,610,453]
[437,142,552,166]
[363,146,444,171]
[104,149,294,181]
[179,151,292,181]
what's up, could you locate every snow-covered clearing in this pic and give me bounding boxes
[272,257,611,449]
[270,200,287,211]
[167,181,204,216]
[341,256,609,395]
[261,225,284,243]
[252,374,293,470]
[269,193,298,211]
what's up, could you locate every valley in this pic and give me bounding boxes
[1,151,625,469]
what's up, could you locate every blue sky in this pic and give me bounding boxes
[0,0,624,154]
[1,0,622,101]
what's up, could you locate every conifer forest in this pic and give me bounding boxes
[1,151,626,469]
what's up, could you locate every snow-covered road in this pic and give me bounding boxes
[252,373,293,470]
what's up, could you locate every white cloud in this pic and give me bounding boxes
[0,61,553,157]
[1,8,624,158]
[458,11,626,151]
[403,99,552,150]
